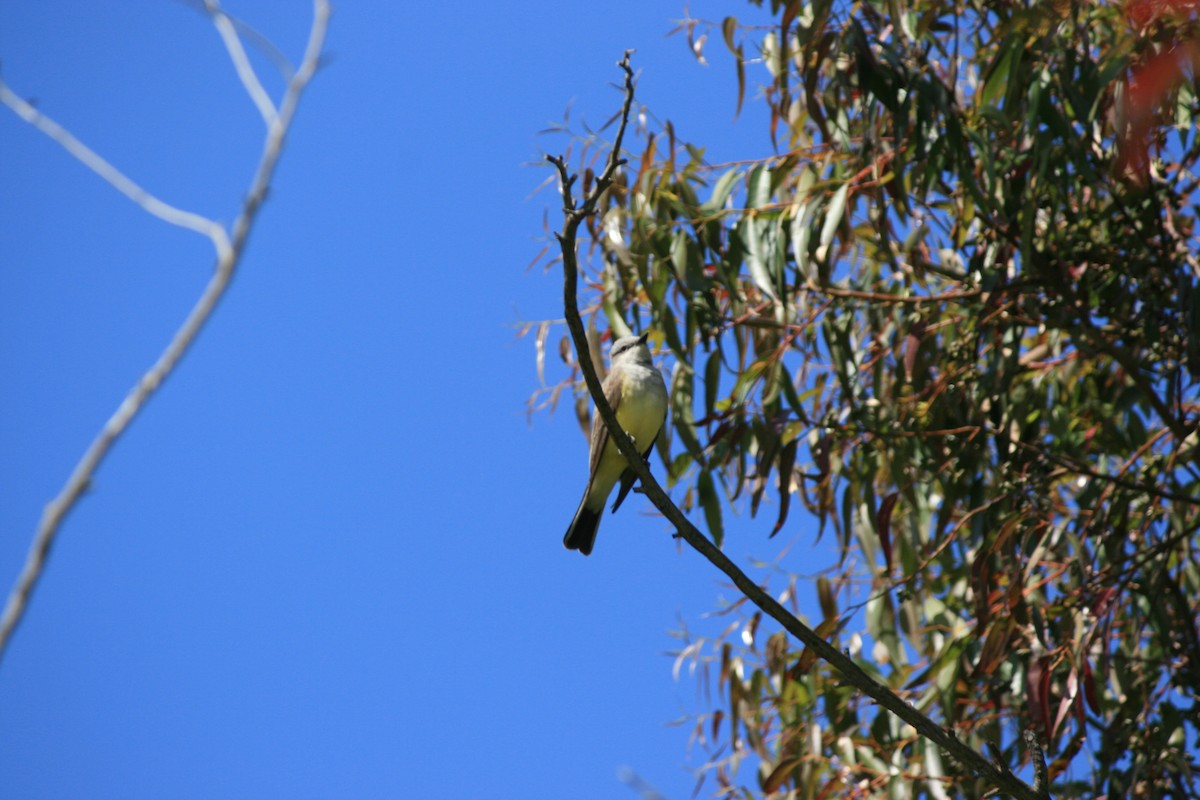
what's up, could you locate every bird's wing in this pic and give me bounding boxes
[586,369,624,482]
[609,434,657,513]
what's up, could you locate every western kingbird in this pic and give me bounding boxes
[564,332,668,556]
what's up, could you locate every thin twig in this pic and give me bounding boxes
[1000,426,1198,507]
[0,0,331,664]
[805,280,981,304]
[205,0,279,126]
[0,84,231,256]
[550,53,1045,800]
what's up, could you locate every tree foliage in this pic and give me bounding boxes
[534,0,1200,796]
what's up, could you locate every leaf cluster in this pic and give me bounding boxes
[532,0,1200,796]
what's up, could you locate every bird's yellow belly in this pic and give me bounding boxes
[614,382,665,451]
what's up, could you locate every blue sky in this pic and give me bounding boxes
[0,2,828,798]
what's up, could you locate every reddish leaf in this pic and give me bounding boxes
[816,575,838,621]
[1126,0,1200,31]
[744,611,762,651]
[970,554,993,631]
[1009,580,1029,626]
[771,440,798,537]
[975,616,1014,678]
[1082,659,1101,714]
[1117,40,1200,182]
[1091,586,1118,618]
[762,757,801,794]
[636,133,657,187]
[558,334,573,366]
[903,319,927,378]
[1028,655,1051,736]
[734,46,746,119]
[876,492,899,573]
[793,619,841,675]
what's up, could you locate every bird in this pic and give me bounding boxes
[564,332,668,556]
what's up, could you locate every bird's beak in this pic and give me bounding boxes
[637,332,649,345]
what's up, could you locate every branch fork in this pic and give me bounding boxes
[0,0,332,664]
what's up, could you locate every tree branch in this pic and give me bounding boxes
[549,53,1045,800]
[1023,730,1052,800]
[204,0,279,127]
[0,85,231,255]
[0,0,331,665]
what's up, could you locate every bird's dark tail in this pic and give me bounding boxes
[564,500,601,556]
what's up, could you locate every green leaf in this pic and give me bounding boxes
[744,218,780,300]
[791,198,817,281]
[733,360,768,407]
[747,165,772,209]
[979,39,1020,109]
[704,349,722,419]
[817,182,849,262]
[667,451,693,486]
[671,360,705,459]
[669,229,690,285]
[697,469,725,546]
[700,168,741,217]
[658,303,687,366]
[780,368,807,419]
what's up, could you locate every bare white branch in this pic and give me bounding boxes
[205,0,279,126]
[0,0,332,664]
[0,82,232,258]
